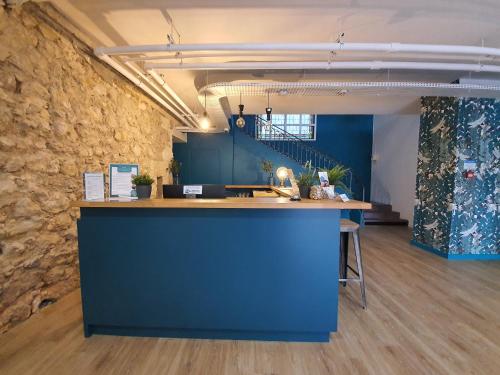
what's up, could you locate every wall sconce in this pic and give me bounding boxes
[276,167,288,187]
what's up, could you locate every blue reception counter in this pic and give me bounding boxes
[74,198,370,342]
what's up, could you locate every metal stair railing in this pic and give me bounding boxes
[238,116,366,201]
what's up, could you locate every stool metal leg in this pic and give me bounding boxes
[339,232,349,287]
[352,230,367,309]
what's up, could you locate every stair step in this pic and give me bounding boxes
[365,218,409,226]
[367,202,394,212]
[364,211,401,220]
[363,201,408,226]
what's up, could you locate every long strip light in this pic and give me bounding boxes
[201,81,500,97]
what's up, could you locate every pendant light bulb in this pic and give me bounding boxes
[236,116,245,128]
[200,111,210,130]
[200,80,210,130]
[236,96,245,128]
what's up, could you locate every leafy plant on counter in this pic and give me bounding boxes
[324,164,351,193]
[132,173,154,186]
[168,159,181,176]
[260,159,273,174]
[296,161,317,187]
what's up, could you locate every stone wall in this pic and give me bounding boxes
[0,3,177,333]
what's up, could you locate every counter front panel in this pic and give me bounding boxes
[77,206,340,342]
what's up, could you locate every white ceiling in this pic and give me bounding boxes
[52,0,500,118]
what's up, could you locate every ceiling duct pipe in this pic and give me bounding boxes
[124,52,336,62]
[123,61,199,128]
[96,54,197,128]
[145,61,500,73]
[148,70,199,126]
[95,42,500,58]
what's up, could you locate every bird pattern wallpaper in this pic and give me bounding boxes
[413,97,499,256]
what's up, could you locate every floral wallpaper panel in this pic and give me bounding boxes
[413,97,499,256]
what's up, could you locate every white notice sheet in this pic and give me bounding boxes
[84,172,105,201]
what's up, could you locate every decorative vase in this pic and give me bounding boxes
[136,184,152,199]
[174,175,180,185]
[299,185,310,199]
[310,185,328,200]
[267,173,275,186]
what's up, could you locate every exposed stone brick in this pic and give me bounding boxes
[4,218,43,237]
[13,198,41,218]
[0,3,176,332]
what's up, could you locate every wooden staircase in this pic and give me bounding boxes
[364,202,409,226]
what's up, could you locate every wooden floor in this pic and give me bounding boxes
[1,226,499,375]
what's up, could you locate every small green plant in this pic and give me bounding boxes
[168,159,181,176]
[132,173,154,186]
[261,159,273,174]
[324,165,351,192]
[296,161,317,187]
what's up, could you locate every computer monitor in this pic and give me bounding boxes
[162,185,183,198]
[163,184,226,199]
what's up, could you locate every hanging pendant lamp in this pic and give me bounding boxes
[265,91,272,123]
[236,92,246,128]
[200,71,210,130]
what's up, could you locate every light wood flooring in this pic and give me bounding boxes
[1,226,499,375]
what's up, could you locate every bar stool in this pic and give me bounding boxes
[339,219,367,309]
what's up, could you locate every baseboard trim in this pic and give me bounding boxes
[86,325,331,342]
[409,240,500,261]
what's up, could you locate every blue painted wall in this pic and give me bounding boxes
[174,115,373,199]
[412,97,499,259]
[314,115,373,199]
[173,115,303,185]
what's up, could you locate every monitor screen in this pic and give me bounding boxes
[163,184,226,199]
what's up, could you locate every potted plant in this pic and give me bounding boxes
[325,165,351,195]
[132,173,154,199]
[261,159,275,185]
[296,161,317,198]
[168,159,182,185]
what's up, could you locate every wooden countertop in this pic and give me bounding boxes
[72,198,372,210]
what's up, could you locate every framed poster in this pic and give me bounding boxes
[109,163,139,198]
[318,171,329,187]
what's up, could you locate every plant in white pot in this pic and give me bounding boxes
[326,165,351,195]
[132,173,154,199]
